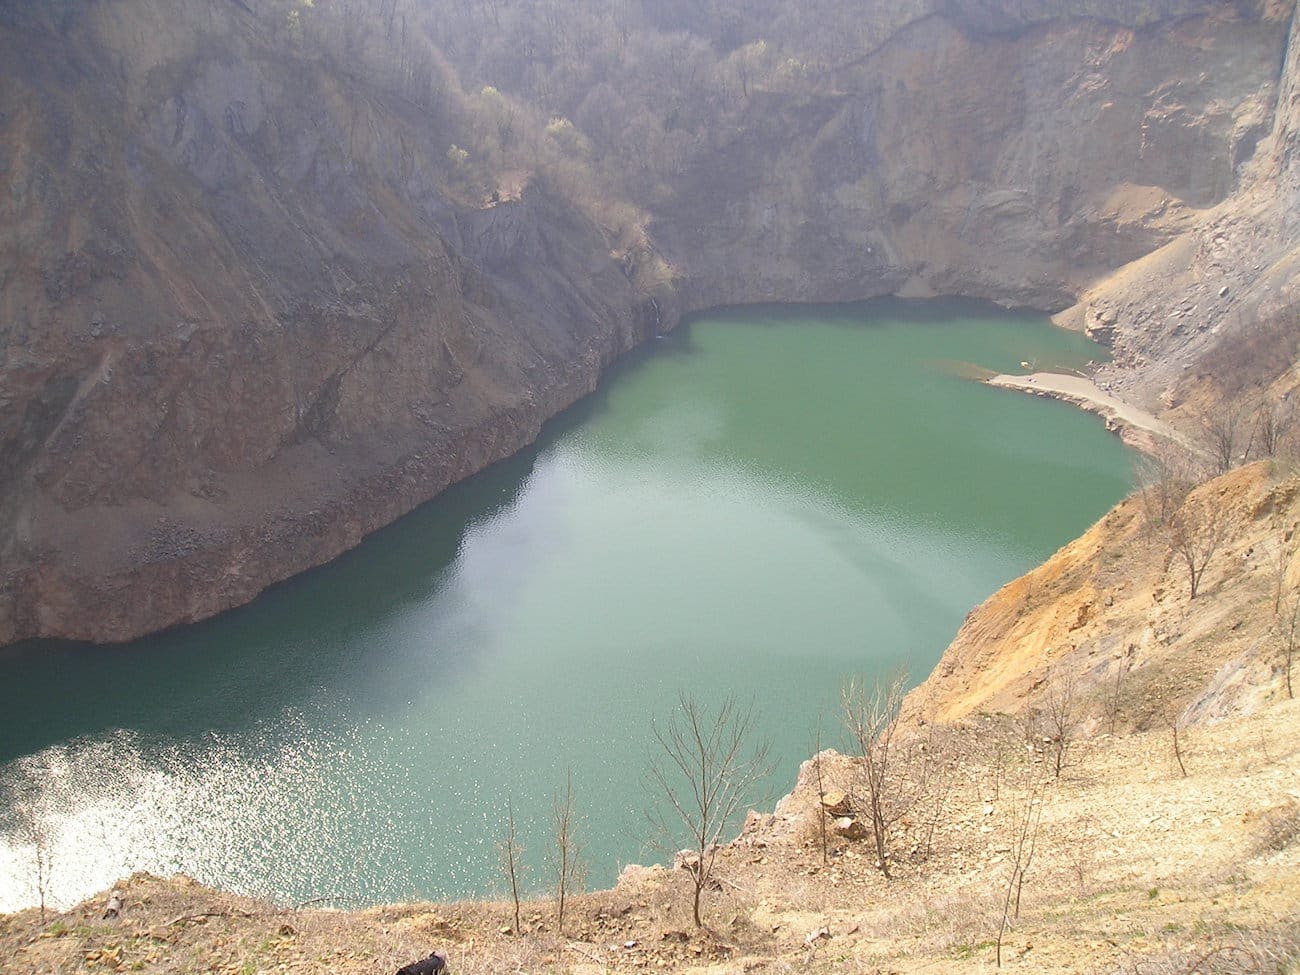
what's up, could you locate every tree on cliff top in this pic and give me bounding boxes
[841,672,910,879]
[647,692,773,927]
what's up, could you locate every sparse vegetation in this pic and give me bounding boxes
[1250,400,1293,460]
[811,723,830,866]
[1201,406,1245,476]
[1277,588,1299,699]
[1135,445,1197,533]
[550,770,586,936]
[1039,669,1081,779]
[1170,713,1189,778]
[3,695,1299,974]
[995,770,1046,968]
[647,692,773,927]
[497,798,525,935]
[841,673,910,879]
[1167,494,1232,599]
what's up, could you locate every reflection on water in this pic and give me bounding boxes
[0,300,1134,911]
[0,720,411,910]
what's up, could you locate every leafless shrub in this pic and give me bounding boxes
[1135,446,1198,532]
[647,693,773,927]
[1105,648,1135,735]
[497,799,525,935]
[996,769,1047,968]
[910,726,957,862]
[1200,405,1244,476]
[1251,400,1294,460]
[1277,588,1299,699]
[1038,669,1082,779]
[1270,535,1295,615]
[974,718,1021,801]
[1170,713,1189,778]
[841,673,910,878]
[1167,496,1232,599]
[550,770,586,936]
[811,723,829,866]
[4,786,54,924]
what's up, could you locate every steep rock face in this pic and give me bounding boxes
[1068,5,1300,411]
[0,2,657,642]
[1,0,1298,645]
[653,5,1290,311]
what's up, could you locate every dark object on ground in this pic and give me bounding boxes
[396,950,448,975]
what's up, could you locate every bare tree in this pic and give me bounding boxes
[1271,535,1295,615]
[1039,670,1081,779]
[498,799,525,935]
[1105,648,1134,736]
[550,770,586,935]
[1201,405,1243,475]
[841,673,910,879]
[1278,589,1300,700]
[1251,400,1293,459]
[648,693,773,927]
[1134,445,1196,533]
[996,771,1047,968]
[913,726,956,862]
[1170,713,1189,778]
[1167,496,1232,599]
[33,819,51,925]
[8,801,53,924]
[811,723,829,866]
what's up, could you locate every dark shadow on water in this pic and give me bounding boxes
[0,295,1068,763]
[685,295,1049,330]
[0,333,697,763]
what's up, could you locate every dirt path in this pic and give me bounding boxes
[988,371,1192,452]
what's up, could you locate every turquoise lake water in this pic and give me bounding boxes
[0,300,1133,911]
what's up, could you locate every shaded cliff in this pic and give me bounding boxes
[0,1,664,642]
[2,0,1299,643]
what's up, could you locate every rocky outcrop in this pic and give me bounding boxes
[2,0,1299,644]
[1062,5,1300,412]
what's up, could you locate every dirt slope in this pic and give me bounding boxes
[903,461,1300,731]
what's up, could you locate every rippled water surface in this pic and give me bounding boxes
[0,300,1133,910]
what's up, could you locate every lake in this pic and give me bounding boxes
[0,299,1133,911]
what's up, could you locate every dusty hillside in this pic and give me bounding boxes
[2,0,1299,644]
[903,461,1300,730]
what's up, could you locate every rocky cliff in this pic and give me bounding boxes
[0,1,662,642]
[2,0,1298,644]
[651,3,1291,311]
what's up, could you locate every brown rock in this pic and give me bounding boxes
[833,817,869,841]
[820,791,853,817]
